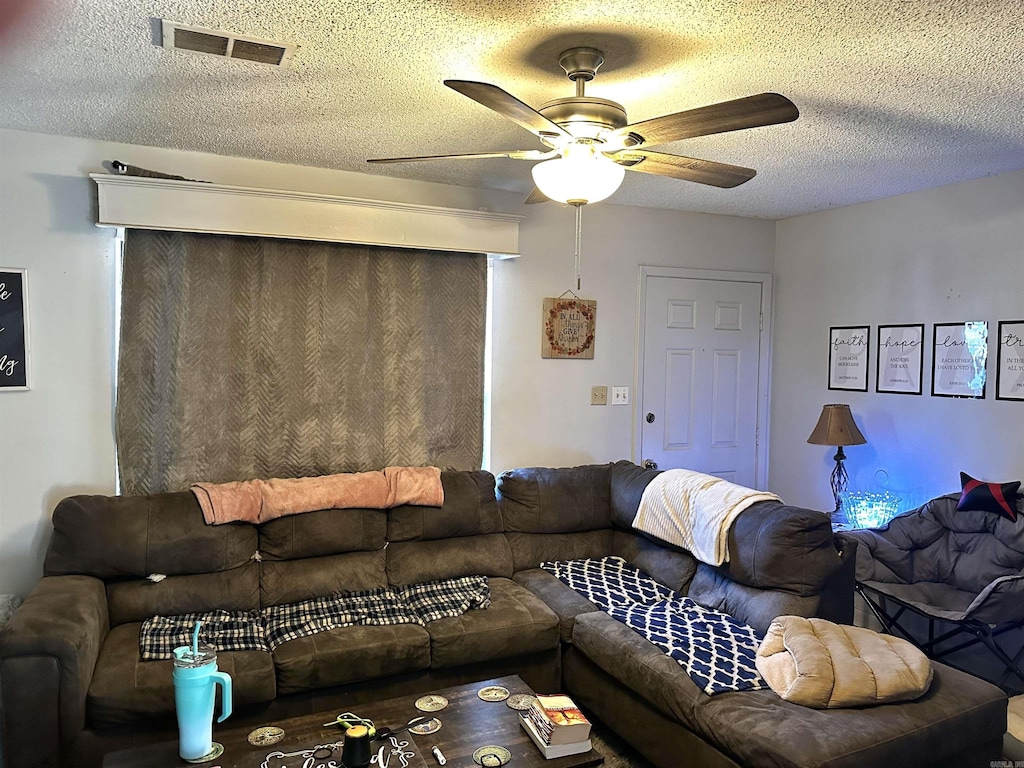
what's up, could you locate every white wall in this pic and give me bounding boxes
[0,127,775,596]
[770,169,1024,513]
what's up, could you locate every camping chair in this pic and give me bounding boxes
[842,492,1024,694]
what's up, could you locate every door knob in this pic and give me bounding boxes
[643,459,658,470]
[646,413,655,423]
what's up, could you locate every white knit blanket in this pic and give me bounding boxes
[631,469,780,566]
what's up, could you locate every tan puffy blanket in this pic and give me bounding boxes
[191,466,443,525]
[756,616,933,708]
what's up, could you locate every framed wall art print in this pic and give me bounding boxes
[828,325,870,391]
[932,321,988,399]
[996,320,1024,401]
[0,267,30,390]
[876,324,924,395]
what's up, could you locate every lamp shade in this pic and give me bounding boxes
[531,143,625,204]
[807,403,866,447]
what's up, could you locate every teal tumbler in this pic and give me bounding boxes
[172,643,233,760]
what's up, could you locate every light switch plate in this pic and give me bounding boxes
[612,386,629,405]
[591,386,608,405]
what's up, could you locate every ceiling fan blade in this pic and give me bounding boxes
[445,80,571,141]
[613,150,757,188]
[368,149,552,164]
[610,93,798,148]
[524,187,551,205]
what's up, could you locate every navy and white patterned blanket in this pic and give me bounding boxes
[542,557,764,695]
[140,576,490,659]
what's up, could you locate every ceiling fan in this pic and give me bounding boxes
[368,47,799,205]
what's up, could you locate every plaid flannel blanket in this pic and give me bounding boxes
[139,609,268,660]
[541,557,764,695]
[139,576,490,659]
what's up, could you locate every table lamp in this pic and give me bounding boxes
[807,403,867,511]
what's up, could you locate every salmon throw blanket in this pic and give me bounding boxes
[631,469,780,566]
[756,616,933,708]
[191,466,443,525]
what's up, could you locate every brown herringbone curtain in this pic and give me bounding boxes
[116,230,486,494]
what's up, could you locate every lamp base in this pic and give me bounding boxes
[829,445,849,512]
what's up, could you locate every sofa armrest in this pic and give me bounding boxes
[1,575,109,767]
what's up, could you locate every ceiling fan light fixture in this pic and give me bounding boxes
[531,144,625,205]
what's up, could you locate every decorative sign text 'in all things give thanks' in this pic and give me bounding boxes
[542,297,596,359]
[0,269,29,390]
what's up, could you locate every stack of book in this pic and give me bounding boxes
[520,694,593,759]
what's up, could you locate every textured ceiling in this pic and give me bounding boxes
[1,0,1022,218]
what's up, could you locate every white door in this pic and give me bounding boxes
[639,273,766,487]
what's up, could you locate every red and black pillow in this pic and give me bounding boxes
[958,472,1022,522]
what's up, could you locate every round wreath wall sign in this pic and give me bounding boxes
[541,297,597,359]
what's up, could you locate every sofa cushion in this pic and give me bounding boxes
[46,493,256,579]
[261,551,386,608]
[506,530,613,572]
[687,564,820,635]
[512,568,602,643]
[387,533,513,586]
[613,530,697,594]
[497,464,612,533]
[87,622,275,729]
[609,459,659,529]
[719,501,841,596]
[272,624,431,695]
[425,578,558,669]
[571,610,703,728]
[691,661,1006,768]
[259,508,386,560]
[107,563,260,625]
[388,471,501,542]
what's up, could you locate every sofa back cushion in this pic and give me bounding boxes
[107,565,261,625]
[256,505,388,606]
[259,508,386,560]
[45,493,256,579]
[720,501,841,596]
[498,464,612,533]
[385,470,512,585]
[687,564,820,635]
[613,531,698,594]
[387,471,501,542]
[261,551,387,607]
[609,459,659,528]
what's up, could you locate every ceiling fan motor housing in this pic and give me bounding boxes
[538,97,627,141]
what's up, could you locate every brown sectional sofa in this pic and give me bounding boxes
[0,461,1007,768]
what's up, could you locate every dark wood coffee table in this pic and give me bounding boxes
[102,675,603,767]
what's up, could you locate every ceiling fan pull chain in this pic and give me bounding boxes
[574,202,583,290]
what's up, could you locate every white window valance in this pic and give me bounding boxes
[90,174,522,258]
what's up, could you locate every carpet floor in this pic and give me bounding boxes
[588,719,656,768]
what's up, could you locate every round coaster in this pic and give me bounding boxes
[184,742,224,764]
[505,693,537,711]
[247,726,285,746]
[408,717,442,735]
[477,685,510,702]
[473,745,511,766]
[415,694,449,712]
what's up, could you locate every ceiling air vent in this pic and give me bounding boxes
[160,20,296,67]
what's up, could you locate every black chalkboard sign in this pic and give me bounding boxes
[0,269,29,389]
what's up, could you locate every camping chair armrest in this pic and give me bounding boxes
[967,574,1024,625]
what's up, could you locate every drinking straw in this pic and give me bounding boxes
[192,620,202,658]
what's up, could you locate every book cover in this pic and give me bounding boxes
[529,694,592,745]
